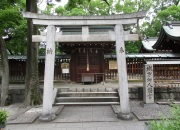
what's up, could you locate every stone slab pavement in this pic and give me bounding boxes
[3,104,146,130]
[112,101,171,120]
[6,121,146,130]
[7,106,63,124]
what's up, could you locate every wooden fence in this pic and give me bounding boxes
[9,59,70,82]
[8,57,180,82]
[104,57,180,80]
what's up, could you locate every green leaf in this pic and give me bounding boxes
[0,109,8,126]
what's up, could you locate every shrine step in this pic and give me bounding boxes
[57,92,118,97]
[56,96,119,102]
[55,102,120,105]
[55,87,120,105]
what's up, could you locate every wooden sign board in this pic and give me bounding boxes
[61,63,69,69]
[61,63,69,74]
[62,69,69,74]
[109,60,117,70]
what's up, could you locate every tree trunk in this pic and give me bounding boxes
[174,0,180,5]
[0,36,9,106]
[24,0,41,106]
[137,19,142,40]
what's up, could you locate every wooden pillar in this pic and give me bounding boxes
[115,24,132,120]
[39,25,56,121]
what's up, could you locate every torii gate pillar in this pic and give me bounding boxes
[39,25,56,121]
[115,24,133,120]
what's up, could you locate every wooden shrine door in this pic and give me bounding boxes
[70,49,104,83]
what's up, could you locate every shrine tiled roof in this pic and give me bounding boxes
[145,59,180,65]
[140,21,180,53]
[141,37,157,52]
[153,21,180,49]
[5,53,180,60]
[164,22,180,38]
[105,53,180,58]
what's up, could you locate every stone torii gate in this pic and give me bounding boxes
[23,11,146,121]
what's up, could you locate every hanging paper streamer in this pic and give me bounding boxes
[86,49,89,71]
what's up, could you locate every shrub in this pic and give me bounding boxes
[149,104,180,130]
[0,109,8,126]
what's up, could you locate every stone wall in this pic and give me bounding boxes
[129,87,180,100]
[6,88,43,104]
[8,89,25,103]
[3,87,180,104]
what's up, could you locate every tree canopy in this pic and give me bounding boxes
[1,0,180,55]
[141,1,180,38]
[54,0,153,53]
[0,0,27,55]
